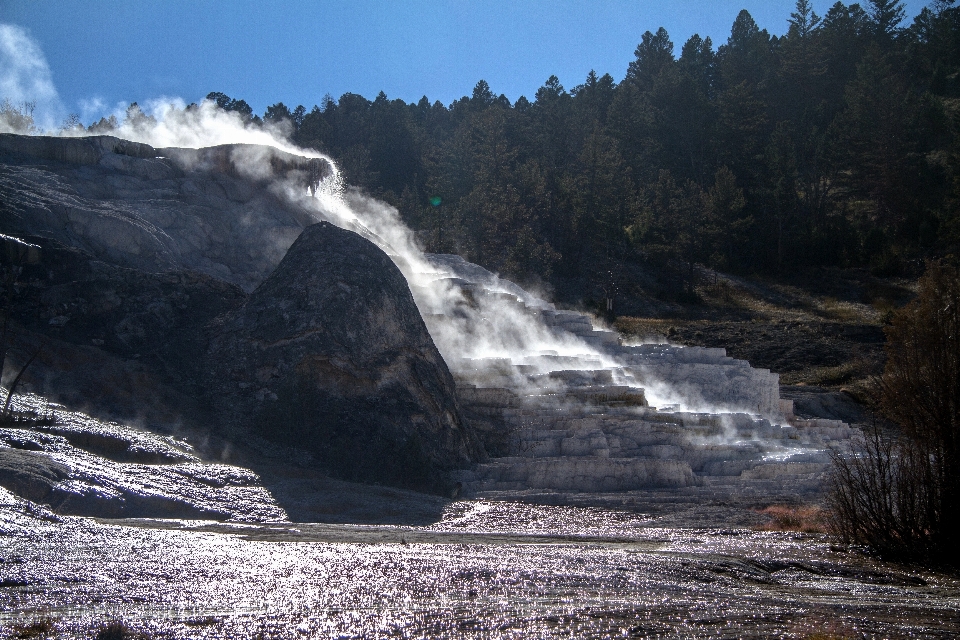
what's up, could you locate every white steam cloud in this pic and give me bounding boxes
[0,23,63,132]
[108,99,324,158]
[0,25,784,424]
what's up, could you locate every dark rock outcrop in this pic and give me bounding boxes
[6,230,479,496]
[0,134,480,501]
[205,222,479,492]
[3,226,478,495]
[2,236,245,421]
[0,133,329,292]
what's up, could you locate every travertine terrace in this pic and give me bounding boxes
[411,255,859,503]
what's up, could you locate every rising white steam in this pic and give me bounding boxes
[110,99,325,159]
[0,24,63,132]
[304,175,614,385]
[0,26,782,420]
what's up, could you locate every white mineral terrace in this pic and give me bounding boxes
[305,156,859,503]
[410,255,859,501]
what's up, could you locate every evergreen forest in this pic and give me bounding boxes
[100,1,960,307]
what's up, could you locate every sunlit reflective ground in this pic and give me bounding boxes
[2,500,959,638]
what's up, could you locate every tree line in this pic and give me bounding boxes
[92,2,960,299]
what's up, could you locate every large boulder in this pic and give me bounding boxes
[205,222,480,492]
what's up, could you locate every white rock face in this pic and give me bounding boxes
[0,134,327,293]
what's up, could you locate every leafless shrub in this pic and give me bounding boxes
[0,99,36,134]
[94,620,151,640]
[755,504,826,533]
[827,260,959,567]
[827,424,939,561]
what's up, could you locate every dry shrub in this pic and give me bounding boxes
[94,621,150,640]
[614,317,674,341]
[828,260,960,567]
[818,296,861,322]
[184,616,221,627]
[870,295,898,322]
[827,424,940,561]
[8,618,55,639]
[700,277,749,307]
[808,361,861,386]
[755,504,826,533]
[782,358,874,387]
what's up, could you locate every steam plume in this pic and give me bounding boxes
[0,24,62,132]
[0,25,779,421]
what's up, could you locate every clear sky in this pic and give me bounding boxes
[0,0,933,126]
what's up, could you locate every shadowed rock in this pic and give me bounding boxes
[1,132,483,505]
[0,133,329,292]
[205,222,480,493]
[0,237,246,422]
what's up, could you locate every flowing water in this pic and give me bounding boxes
[2,495,959,639]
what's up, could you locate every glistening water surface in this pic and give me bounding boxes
[2,499,958,639]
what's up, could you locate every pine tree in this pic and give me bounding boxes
[789,0,822,38]
[869,0,907,40]
[626,27,675,91]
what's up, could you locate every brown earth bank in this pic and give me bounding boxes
[619,317,884,387]
[613,265,917,402]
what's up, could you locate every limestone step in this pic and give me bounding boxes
[421,253,859,501]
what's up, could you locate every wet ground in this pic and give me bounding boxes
[2,498,958,639]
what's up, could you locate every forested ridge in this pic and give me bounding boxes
[98,2,960,306]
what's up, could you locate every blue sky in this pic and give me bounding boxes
[0,0,933,125]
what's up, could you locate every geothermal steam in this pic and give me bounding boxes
[4,87,767,416]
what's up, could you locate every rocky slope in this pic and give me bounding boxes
[1,235,245,420]
[1,134,475,502]
[0,392,284,521]
[0,133,327,291]
[1,132,866,520]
